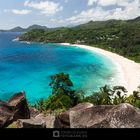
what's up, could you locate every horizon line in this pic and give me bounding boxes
[0,16,139,30]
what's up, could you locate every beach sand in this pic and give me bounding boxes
[60,43,140,95]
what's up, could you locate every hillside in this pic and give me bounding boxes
[19,16,140,62]
[9,26,25,32]
[0,24,49,32]
[26,25,49,32]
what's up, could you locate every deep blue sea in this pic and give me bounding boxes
[0,32,118,104]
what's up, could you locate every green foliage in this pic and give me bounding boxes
[36,93,73,112]
[49,72,83,105]
[98,85,112,105]
[34,71,140,112]
[20,18,140,62]
[36,98,46,112]
[19,29,45,42]
[83,85,112,105]
[84,85,140,108]
[84,85,128,105]
[36,72,84,112]
[49,72,73,95]
[112,86,127,105]
[126,88,140,108]
[36,85,140,113]
[84,85,111,105]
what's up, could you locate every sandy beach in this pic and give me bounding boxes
[61,43,140,95]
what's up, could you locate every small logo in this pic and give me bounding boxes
[53,130,60,137]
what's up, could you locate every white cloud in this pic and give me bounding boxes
[4,9,31,15]
[24,0,63,16]
[68,0,140,24]
[50,18,64,24]
[67,8,109,24]
[98,0,117,6]
[87,0,98,6]
[116,0,132,7]
[11,9,31,15]
[48,17,66,27]
[107,0,140,19]
[87,0,136,7]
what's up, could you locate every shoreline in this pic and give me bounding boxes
[60,43,140,95]
[16,38,140,95]
[13,37,31,44]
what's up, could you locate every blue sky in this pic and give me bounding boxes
[0,0,140,29]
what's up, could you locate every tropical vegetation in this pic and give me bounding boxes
[35,72,84,113]
[18,16,140,112]
[19,16,140,62]
[35,72,140,113]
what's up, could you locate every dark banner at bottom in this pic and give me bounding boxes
[0,128,139,139]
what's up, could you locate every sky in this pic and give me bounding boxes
[0,0,140,29]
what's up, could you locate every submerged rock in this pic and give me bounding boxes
[0,92,30,128]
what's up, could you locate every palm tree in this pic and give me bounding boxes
[133,91,140,102]
[112,86,127,105]
[98,85,112,105]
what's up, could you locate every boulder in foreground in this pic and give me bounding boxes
[60,103,140,128]
[58,102,94,128]
[17,113,58,128]
[0,92,30,128]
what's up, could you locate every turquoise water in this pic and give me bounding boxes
[0,32,118,104]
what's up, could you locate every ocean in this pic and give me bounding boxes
[0,32,118,104]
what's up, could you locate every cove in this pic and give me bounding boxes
[0,32,118,104]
